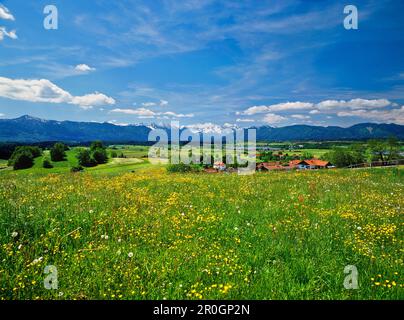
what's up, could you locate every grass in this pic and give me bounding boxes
[0,148,152,176]
[0,165,403,300]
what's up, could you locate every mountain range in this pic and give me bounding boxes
[0,115,403,142]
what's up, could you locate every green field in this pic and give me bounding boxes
[0,165,402,300]
[0,148,152,176]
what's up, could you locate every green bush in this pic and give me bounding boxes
[70,165,84,173]
[50,143,67,162]
[42,158,53,169]
[12,151,34,170]
[77,149,97,167]
[167,163,203,173]
[8,146,42,170]
[92,148,108,164]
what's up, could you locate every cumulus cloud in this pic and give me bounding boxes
[316,98,391,110]
[237,105,270,115]
[0,27,17,41]
[111,107,155,117]
[0,5,14,21]
[74,64,96,73]
[236,99,401,124]
[337,106,404,124]
[262,113,286,124]
[239,102,313,115]
[110,107,194,118]
[0,76,115,109]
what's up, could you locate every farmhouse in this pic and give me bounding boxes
[289,159,331,169]
[257,159,332,171]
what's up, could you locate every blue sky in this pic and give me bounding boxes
[0,0,403,128]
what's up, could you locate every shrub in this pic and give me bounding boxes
[8,146,42,170]
[77,149,97,167]
[70,165,84,173]
[12,151,34,170]
[92,147,108,164]
[42,158,53,169]
[167,163,192,173]
[50,143,67,162]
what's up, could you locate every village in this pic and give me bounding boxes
[205,158,333,173]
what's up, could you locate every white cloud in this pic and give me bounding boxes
[110,107,194,118]
[0,76,115,109]
[316,98,391,110]
[239,102,313,115]
[160,99,168,106]
[291,114,310,119]
[262,113,286,124]
[142,102,157,107]
[240,99,392,117]
[269,102,314,112]
[0,5,14,21]
[111,107,155,117]
[71,92,115,108]
[74,64,96,72]
[162,111,194,118]
[337,106,404,124]
[238,105,270,115]
[236,118,255,122]
[0,113,5,117]
[0,27,17,41]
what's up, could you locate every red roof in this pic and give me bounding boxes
[289,160,303,166]
[305,159,330,167]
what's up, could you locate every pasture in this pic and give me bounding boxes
[0,166,402,300]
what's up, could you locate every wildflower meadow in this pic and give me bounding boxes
[0,167,403,299]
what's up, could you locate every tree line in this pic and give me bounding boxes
[321,137,401,167]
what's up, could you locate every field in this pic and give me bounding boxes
[0,147,152,176]
[0,165,403,300]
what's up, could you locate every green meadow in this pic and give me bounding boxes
[0,163,402,300]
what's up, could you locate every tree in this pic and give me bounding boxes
[89,141,108,164]
[77,149,96,167]
[92,147,108,164]
[367,139,386,162]
[386,136,399,160]
[90,141,105,151]
[50,142,66,162]
[8,146,42,170]
[12,151,34,170]
[325,148,354,168]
